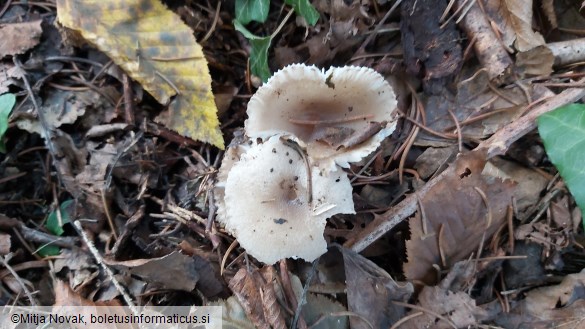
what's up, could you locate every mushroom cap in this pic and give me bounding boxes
[222,135,355,264]
[214,137,251,225]
[245,64,398,171]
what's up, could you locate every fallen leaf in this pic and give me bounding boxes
[516,45,554,77]
[541,0,557,29]
[15,89,98,137]
[0,233,10,255]
[404,153,516,284]
[338,246,414,328]
[105,251,200,291]
[56,0,224,148]
[209,296,256,329]
[495,269,585,328]
[501,0,546,51]
[0,20,43,58]
[402,261,486,329]
[228,267,272,329]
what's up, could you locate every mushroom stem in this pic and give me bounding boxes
[288,114,375,125]
[280,137,313,206]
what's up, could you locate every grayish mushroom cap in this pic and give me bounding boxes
[245,64,398,171]
[222,136,355,264]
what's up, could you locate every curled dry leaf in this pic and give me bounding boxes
[0,20,43,58]
[338,246,414,329]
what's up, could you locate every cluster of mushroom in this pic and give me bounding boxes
[215,64,398,264]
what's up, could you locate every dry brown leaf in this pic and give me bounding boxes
[56,0,224,148]
[104,251,199,291]
[404,152,516,284]
[516,45,554,77]
[502,0,545,51]
[339,246,414,329]
[0,20,43,58]
[0,233,10,255]
[15,90,103,137]
[495,269,585,328]
[541,0,558,28]
[228,268,272,329]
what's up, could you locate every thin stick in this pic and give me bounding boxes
[288,114,374,125]
[281,137,313,205]
[0,253,37,305]
[391,301,458,329]
[73,220,138,313]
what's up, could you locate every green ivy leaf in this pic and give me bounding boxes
[0,93,16,153]
[46,200,75,236]
[235,0,270,24]
[538,104,585,227]
[37,245,61,257]
[233,20,272,82]
[285,0,319,26]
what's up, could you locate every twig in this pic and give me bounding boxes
[0,253,37,305]
[292,259,318,329]
[73,220,137,313]
[345,78,585,252]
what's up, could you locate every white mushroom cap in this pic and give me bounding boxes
[222,135,355,264]
[215,137,251,225]
[245,64,398,171]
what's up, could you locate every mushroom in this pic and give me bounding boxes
[245,64,398,171]
[220,135,355,264]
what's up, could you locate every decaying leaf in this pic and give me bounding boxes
[339,246,414,329]
[402,261,486,329]
[15,89,104,137]
[0,20,43,58]
[495,269,585,328]
[104,251,200,292]
[501,0,545,51]
[228,267,277,329]
[209,296,256,329]
[404,152,516,284]
[56,0,224,148]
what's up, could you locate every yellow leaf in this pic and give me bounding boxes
[56,0,224,149]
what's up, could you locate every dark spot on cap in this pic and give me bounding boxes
[286,152,289,156]
[335,178,340,182]
[272,148,277,153]
[273,218,288,224]
[294,176,299,181]
[270,168,274,173]
[348,106,353,112]
[289,159,293,164]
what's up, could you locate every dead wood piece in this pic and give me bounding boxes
[346,78,585,253]
[456,0,513,83]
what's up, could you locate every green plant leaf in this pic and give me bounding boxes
[235,0,270,24]
[37,245,61,257]
[0,93,16,153]
[233,20,272,81]
[46,199,75,236]
[538,104,585,227]
[285,0,319,25]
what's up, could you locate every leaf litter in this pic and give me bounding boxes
[1,0,585,328]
